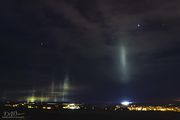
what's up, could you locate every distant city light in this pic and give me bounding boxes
[42,106,52,110]
[3,102,180,113]
[46,107,52,110]
[128,105,180,112]
[121,101,132,106]
[63,103,80,110]
[28,105,33,109]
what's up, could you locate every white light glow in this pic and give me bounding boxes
[121,101,132,106]
[63,103,80,110]
[120,45,129,83]
[121,46,126,69]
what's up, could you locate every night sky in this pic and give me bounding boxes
[0,0,180,103]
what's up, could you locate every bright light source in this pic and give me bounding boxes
[47,107,52,110]
[28,106,33,109]
[121,101,132,106]
[42,106,52,110]
[63,103,80,110]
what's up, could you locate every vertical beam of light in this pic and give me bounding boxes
[51,80,55,94]
[120,46,128,83]
[27,90,36,103]
[51,80,58,102]
[121,46,126,70]
[62,75,69,102]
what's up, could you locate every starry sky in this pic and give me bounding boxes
[0,0,180,103]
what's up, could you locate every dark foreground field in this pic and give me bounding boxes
[1,109,179,120]
[27,111,180,120]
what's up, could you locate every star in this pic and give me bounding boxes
[40,42,44,46]
[137,24,141,28]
